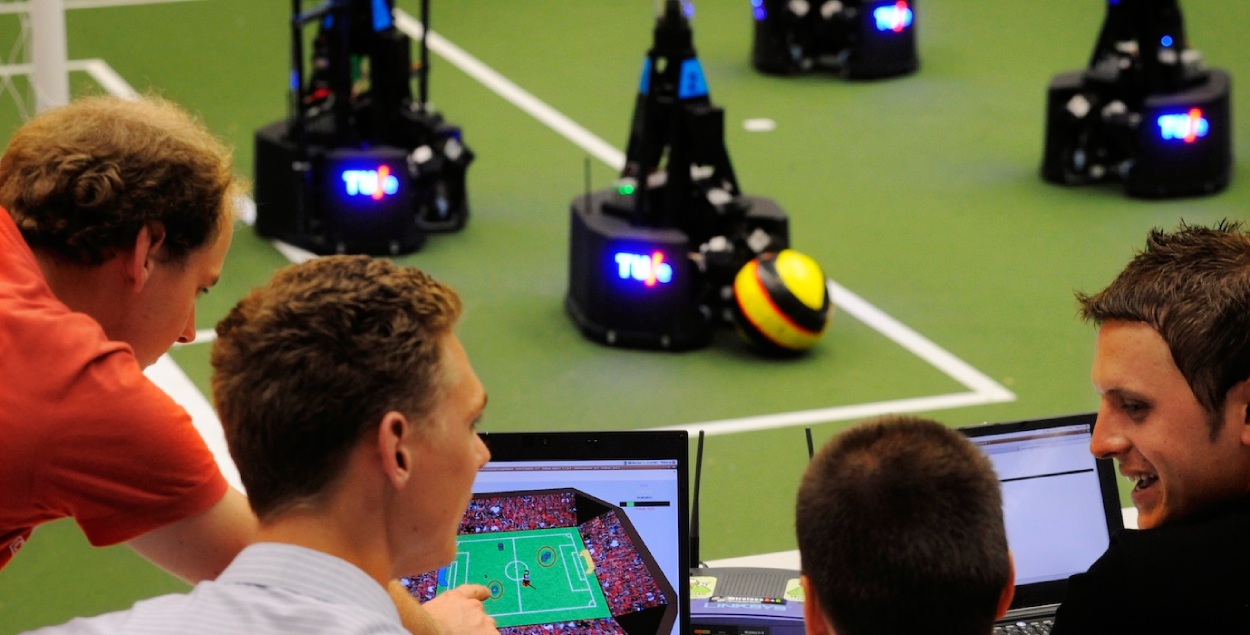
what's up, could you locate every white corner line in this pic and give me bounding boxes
[656,391,1012,438]
[270,239,319,263]
[189,328,217,344]
[64,0,204,8]
[71,59,140,99]
[393,10,627,171]
[1,0,204,12]
[828,279,1014,401]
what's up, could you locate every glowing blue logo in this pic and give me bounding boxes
[1157,108,1210,144]
[342,167,400,200]
[615,251,673,287]
[873,1,913,33]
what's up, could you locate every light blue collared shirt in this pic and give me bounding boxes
[24,543,405,634]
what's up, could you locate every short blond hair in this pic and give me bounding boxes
[212,255,462,520]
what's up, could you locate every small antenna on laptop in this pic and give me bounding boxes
[690,429,705,569]
[805,426,815,460]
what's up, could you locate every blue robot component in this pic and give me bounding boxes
[750,0,918,78]
[566,0,790,351]
[1041,0,1232,198]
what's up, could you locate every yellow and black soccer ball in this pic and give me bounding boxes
[732,249,833,354]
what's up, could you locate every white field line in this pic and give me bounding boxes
[0,64,34,76]
[0,60,137,96]
[393,11,627,171]
[64,0,202,8]
[1,0,202,14]
[75,59,138,98]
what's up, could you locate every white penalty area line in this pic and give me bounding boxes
[1,59,136,97]
[392,10,626,171]
[391,12,1015,436]
[656,279,1016,437]
[0,0,202,15]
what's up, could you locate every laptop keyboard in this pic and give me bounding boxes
[994,618,1053,635]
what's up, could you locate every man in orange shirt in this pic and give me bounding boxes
[28,255,494,635]
[0,95,494,635]
[0,95,251,579]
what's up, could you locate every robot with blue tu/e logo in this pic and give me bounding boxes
[253,0,474,255]
[1041,0,1232,198]
[749,0,919,78]
[566,0,797,351]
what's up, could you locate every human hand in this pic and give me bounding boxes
[424,584,499,635]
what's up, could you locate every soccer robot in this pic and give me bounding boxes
[565,0,834,354]
[1041,0,1232,197]
[253,0,473,255]
[749,0,918,78]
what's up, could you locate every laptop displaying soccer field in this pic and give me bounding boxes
[959,413,1123,624]
[403,430,691,635]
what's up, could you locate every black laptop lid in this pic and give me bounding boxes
[407,430,690,635]
[959,413,1123,612]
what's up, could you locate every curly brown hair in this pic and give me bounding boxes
[1077,220,1250,437]
[796,416,1009,635]
[0,95,239,265]
[211,255,462,521]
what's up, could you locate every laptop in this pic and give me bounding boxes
[402,430,691,635]
[959,413,1124,629]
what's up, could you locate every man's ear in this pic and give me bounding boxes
[126,222,166,293]
[800,574,833,635]
[1227,378,1250,448]
[996,550,1017,621]
[377,411,413,489]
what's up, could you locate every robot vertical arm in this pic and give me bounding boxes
[1087,0,1199,99]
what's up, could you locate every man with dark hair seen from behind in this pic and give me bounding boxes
[26,255,494,633]
[1051,220,1250,633]
[796,416,1015,635]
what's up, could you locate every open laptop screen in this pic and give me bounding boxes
[403,431,690,635]
[960,413,1123,609]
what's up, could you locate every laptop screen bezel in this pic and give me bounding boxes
[959,412,1123,611]
[476,430,692,635]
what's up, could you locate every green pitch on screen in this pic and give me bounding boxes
[443,528,611,628]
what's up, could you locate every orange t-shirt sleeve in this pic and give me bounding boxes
[1,209,227,560]
[33,348,229,547]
